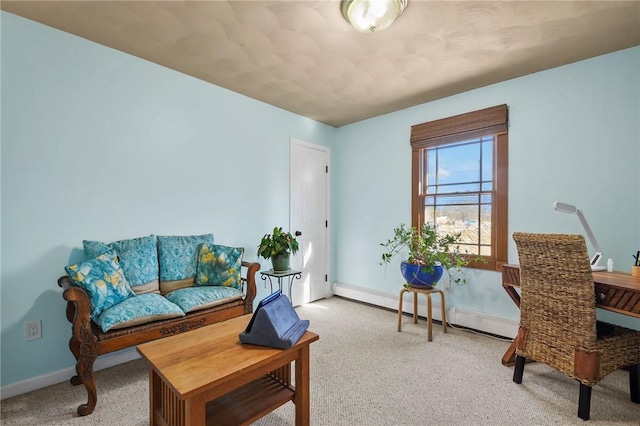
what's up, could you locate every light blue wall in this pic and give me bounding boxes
[0,12,336,386]
[333,46,640,328]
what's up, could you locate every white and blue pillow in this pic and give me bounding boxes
[195,244,244,290]
[65,250,136,320]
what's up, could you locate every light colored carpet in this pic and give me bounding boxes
[2,296,638,425]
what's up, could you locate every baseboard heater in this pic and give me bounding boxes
[332,282,518,339]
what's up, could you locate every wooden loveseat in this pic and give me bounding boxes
[58,234,260,416]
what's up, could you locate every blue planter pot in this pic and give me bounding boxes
[400,261,444,288]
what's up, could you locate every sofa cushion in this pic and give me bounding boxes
[157,234,214,294]
[65,250,136,320]
[83,235,160,294]
[83,240,110,257]
[165,286,243,313]
[195,244,244,290]
[94,293,185,332]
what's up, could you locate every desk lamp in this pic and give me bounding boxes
[553,201,606,271]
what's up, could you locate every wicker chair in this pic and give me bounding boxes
[511,232,640,421]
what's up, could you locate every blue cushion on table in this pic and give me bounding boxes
[83,235,159,293]
[94,293,185,332]
[65,250,136,320]
[157,234,214,293]
[195,244,244,290]
[165,286,243,313]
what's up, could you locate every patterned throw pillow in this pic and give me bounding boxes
[65,250,136,319]
[157,234,214,293]
[83,240,111,257]
[195,244,244,290]
[165,286,244,313]
[95,293,185,332]
[83,235,159,294]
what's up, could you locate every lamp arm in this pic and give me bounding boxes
[575,209,604,268]
[575,210,602,253]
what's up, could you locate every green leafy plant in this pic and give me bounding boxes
[257,227,299,260]
[380,223,477,283]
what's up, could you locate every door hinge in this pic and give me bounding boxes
[325,220,328,228]
[325,274,328,282]
[326,165,328,173]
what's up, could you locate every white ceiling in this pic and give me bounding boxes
[3,1,639,127]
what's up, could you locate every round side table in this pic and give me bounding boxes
[397,285,447,342]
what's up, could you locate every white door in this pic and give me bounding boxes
[290,138,330,306]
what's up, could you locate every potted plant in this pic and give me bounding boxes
[380,223,472,288]
[258,227,300,272]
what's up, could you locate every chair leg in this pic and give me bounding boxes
[578,383,592,421]
[513,355,526,384]
[630,364,639,403]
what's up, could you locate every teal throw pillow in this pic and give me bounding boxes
[165,286,244,313]
[195,244,244,290]
[83,235,159,290]
[65,250,136,320]
[157,234,214,282]
[95,293,185,332]
[83,240,111,257]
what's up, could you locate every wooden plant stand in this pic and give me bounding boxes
[398,285,447,341]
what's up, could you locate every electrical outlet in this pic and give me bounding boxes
[26,320,42,341]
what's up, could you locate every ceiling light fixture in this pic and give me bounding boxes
[341,0,408,33]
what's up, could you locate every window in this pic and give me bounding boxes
[410,105,508,271]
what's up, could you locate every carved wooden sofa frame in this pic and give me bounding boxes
[58,260,260,416]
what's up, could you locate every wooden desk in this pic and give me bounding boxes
[501,264,640,366]
[137,314,319,426]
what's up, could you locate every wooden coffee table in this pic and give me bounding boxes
[137,314,319,426]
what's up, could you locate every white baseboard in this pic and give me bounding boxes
[333,282,445,322]
[333,282,518,338]
[450,306,518,338]
[1,348,140,400]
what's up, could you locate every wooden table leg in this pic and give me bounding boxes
[501,275,521,366]
[185,395,206,426]
[397,288,406,332]
[295,345,311,426]
[149,368,158,425]
[426,293,433,342]
[438,290,447,334]
[413,291,418,324]
[502,340,517,366]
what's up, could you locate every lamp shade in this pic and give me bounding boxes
[553,201,577,214]
[341,0,408,33]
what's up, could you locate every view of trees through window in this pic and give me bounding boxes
[423,136,493,256]
[411,104,508,271]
